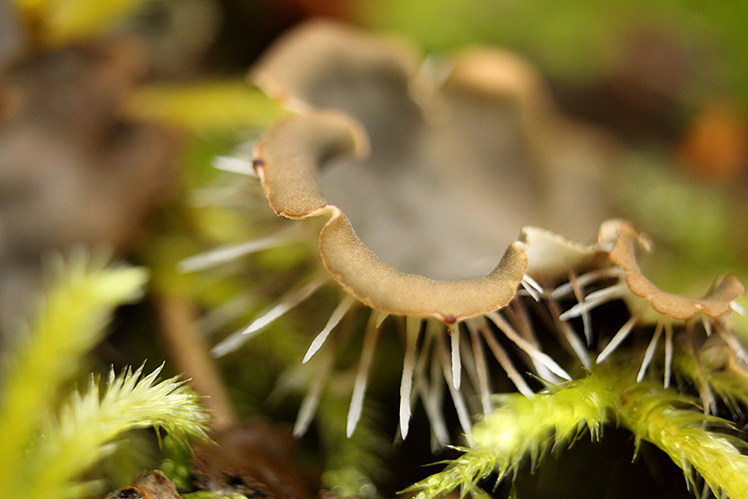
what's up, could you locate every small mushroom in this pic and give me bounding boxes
[243,105,552,443]
[605,219,745,322]
[559,219,746,391]
[190,20,620,442]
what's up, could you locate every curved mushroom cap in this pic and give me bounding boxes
[252,111,370,219]
[248,19,612,281]
[601,219,745,321]
[252,111,528,324]
[249,18,423,160]
[250,19,421,111]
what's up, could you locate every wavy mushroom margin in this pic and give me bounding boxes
[251,110,529,325]
[601,219,746,322]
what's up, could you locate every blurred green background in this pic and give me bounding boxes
[3,1,748,497]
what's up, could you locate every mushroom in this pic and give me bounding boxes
[188,20,619,442]
[251,110,528,325]
[558,219,746,394]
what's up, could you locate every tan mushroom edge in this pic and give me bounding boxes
[601,219,746,321]
[248,19,422,112]
[252,111,528,324]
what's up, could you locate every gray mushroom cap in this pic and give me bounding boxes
[249,20,613,283]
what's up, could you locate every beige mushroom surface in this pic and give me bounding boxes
[602,219,745,321]
[252,110,528,323]
[248,20,615,322]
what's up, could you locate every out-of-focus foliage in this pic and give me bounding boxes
[0,253,148,483]
[14,0,151,43]
[124,81,289,134]
[358,0,748,104]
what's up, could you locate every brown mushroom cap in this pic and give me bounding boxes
[248,19,612,282]
[250,19,421,114]
[253,111,528,324]
[602,219,745,321]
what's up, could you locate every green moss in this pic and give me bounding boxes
[0,255,209,499]
[408,368,748,499]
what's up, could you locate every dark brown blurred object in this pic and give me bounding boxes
[270,0,352,18]
[551,29,692,145]
[191,418,319,499]
[0,40,178,256]
[207,0,355,72]
[0,36,179,337]
[0,0,28,74]
[104,470,183,499]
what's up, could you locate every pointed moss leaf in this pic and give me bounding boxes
[19,364,210,499]
[406,373,617,499]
